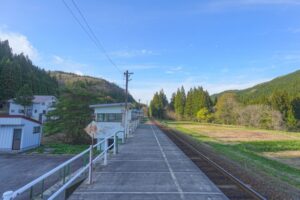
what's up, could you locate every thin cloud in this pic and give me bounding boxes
[132,75,272,103]
[74,70,84,76]
[0,28,39,62]
[119,64,159,70]
[165,66,183,74]
[210,0,300,7]
[52,55,88,75]
[272,51,300,64]
[110,49,155,58]
[287,28,300,33]
[197,0,300,13]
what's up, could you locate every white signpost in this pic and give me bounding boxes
[84,120,98,140]
[84,121,98,184]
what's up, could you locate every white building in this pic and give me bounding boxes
[89,103,131,143]
[0,115,42,152]
[8,95,57,123]
[89,103,142,149]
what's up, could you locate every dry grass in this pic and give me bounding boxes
[262,151,300,169]
[181,124,300,142]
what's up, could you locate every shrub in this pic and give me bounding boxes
[196,108,213,122]
[237,105,284,130]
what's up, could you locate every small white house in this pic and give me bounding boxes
[89,103,132,143]
[0,115,42,152]
[8,95,57,123]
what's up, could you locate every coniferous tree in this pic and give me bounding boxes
[291,97,300,120]
[169,92,176,111]
[184,88,194,119]
[174,86,186,119]
[15,84,34,117]
[45,81,97,144]
[269,91,290,118]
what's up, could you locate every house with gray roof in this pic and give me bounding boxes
[8,95,57,123]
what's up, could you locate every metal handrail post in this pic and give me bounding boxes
[122,134,125,143]
[2,191,13,200]
[116,136,119,153]
[88,145,93,184]
[113,133,117,155]
[104,138,108,165]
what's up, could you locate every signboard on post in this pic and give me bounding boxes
[84,120,98,184]
[84,121,98,140]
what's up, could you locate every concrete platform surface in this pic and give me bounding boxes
[70,123,228,200]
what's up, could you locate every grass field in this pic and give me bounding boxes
[161,121,300,189]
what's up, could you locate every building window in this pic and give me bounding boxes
[18,109,24,114]
[96,113,122,122]
[96,113,105,122]
[11,109,15,113]
[34,109,37,113]
[33,126,41,134]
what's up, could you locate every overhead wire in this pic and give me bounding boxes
[62,0,122,74]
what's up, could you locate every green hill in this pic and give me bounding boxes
[212,70,300,104]
[50,71,135,103]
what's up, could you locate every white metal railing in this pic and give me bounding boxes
[2,118,141,200]
[2,130,123,200]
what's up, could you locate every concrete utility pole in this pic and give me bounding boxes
[124,70,133,110]
[124,70,133,137]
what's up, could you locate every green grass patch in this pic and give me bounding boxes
[237,140,300,153]
[31,143,89,155]
[207,141,300,188]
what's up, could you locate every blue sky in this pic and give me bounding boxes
[0,0,300,103]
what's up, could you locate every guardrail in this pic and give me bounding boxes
[2,130,124,200]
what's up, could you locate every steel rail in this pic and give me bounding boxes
[155,123,267,200]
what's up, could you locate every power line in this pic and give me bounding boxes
[62,0,122,73]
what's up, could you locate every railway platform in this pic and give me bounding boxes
[70,122,228,200]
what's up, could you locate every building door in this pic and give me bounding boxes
[12,129,22,150]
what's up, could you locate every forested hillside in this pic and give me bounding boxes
[212,70,300,104]
[50,71,134,103]
[0,40,58,102]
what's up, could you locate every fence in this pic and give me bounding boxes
[2,130,125,200]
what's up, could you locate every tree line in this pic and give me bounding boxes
[0,40,59,102]
[149,86,300,131]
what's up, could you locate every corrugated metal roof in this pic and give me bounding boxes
[0,115,42,125]
[89,102,132,108]
[8,95,57,104]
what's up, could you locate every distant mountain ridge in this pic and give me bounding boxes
[212,70,300,104]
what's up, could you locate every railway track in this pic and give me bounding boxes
[155,122,267,200]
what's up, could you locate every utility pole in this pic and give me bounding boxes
[138,99,141,110]
[124,70,133,138]
[124,70,133,111]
